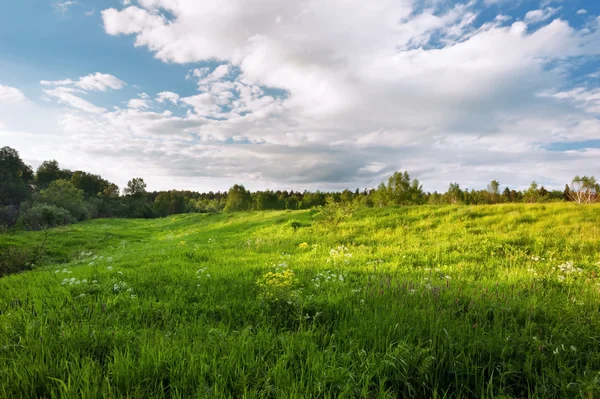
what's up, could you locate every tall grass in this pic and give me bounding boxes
[1,204,599,398]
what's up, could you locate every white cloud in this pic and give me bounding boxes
[127,98,151,109]
[41,73,125,91]
[576,9,587,15]
[543,87,600,114]
[156,91,180,104]
[54,1,79,13]
[44,87,106,114]
[75,73,126,91]
[7,0,600,192]
[0,85,28,103]
[524,7,559,24]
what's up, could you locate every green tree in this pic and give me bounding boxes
[154,191,187,216]
[486,180,500,203]
[446,182,463,204]
[387,171,425,205]
[35,160,72,190]
[0,146,34,206]
[523,181,539,203]
[568,176,599,204]
[224,184,251,212]
[123,178,147,197]
[71,171,110,198]
[39,179,88,220]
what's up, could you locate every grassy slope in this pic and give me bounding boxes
[1,204,600,398]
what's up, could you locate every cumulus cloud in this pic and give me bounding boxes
[12,0,600,191]
[156,91,180,104]
[128,98,151,109]
[0,85,28,103]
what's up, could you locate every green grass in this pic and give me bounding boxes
[1,203,600,398]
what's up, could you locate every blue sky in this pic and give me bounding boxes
[1,0,599,192]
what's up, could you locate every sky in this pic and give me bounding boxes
[1,0,599,193]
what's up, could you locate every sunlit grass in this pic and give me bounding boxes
[1,203,599,398]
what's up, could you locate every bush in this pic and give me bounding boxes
[19,204,75,230]
[315,198,358,228]
[0,246,36,277]
[0,205,20,228]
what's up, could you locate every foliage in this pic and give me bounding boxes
[154,191,187,217]
[71,171,110,198]
[35,160,72,190]
[386,171,425,205]
[569,176,599,204]
[39,179,89,220]
[315,197,358,227]
[19,204,75,230]
[0,146,34,207]
[224,184,251,212]
[123,178,147,197]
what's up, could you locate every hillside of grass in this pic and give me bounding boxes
[1,203,600,398]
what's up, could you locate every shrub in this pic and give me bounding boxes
[0,246,36,277]
[0,205,20,228]
[19,204,75,230]
[315,197,358,228]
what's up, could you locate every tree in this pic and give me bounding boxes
[154,191,187,216]
[39,179,88,220]
[35,160,72,190]
[568,176,599,204]
[123,178,147,197]
[386,171,425,205]
[523,181,539,203]
[502,187,511,202]
[486,180,500,203]
[224,184,251,212]
[71,171,110,198]
[0,146,34,206]
[447,182,463,204]
[563,184,571,201]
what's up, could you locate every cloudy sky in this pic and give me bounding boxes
[1,0,599,193]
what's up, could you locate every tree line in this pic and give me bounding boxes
[1,146,598,230]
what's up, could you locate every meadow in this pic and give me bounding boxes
[1,203,600,398]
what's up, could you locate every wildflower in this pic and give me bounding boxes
[82,279,88,283]
[298,242,309,249]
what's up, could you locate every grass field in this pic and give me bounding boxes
[1,203,600,398]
